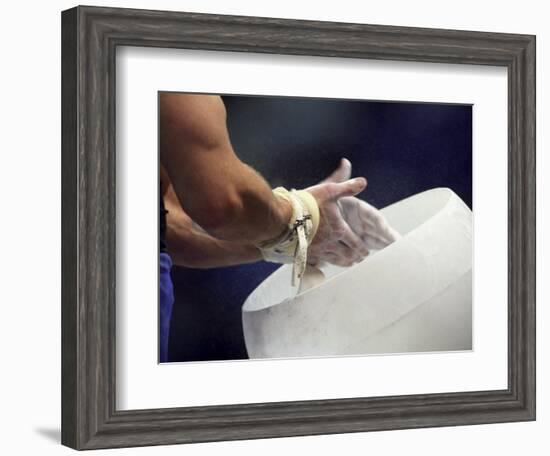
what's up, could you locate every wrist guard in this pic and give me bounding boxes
[258,187,320,286]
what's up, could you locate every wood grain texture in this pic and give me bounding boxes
[61,5,536,450]
[61,7,78,449]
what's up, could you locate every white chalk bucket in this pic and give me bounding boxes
[242,188,472,359]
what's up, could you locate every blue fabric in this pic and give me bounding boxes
[159,252,174,363]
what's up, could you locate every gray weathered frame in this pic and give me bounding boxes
[61,5,536,450]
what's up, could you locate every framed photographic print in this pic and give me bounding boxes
[61,5,536,450]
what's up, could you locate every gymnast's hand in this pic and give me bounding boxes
[307,158,400,267]
[305,174,369,268]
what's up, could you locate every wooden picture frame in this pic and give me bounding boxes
[61,5,536,450]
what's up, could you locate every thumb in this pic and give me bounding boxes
[327,177,367,200]
[321,158,352,184]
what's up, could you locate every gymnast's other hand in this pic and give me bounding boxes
[307,158,400,267]
[305,175,369,268]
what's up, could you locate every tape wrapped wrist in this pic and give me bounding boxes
[258,187,320,286]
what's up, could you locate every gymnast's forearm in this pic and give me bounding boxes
[165,151,292,244]
[166,225,262,268]
[163,182,263,268]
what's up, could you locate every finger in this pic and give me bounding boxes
[338,200,399,248]
[363,216,401,244]
[360,234,391,251]
[320,158,352,184]
[322,251,356,268]
[353,199,401,243]
[382,225,401,242]
[358,222,400,247]
[323,239,366,264]
[343,208,396,249]
[335,222,370,257]
[352,198,382,224]
[327,177,367,200]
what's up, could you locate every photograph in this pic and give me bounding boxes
[55,3,536,451]
[158,93,473,363]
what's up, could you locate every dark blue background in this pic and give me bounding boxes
[167,95,472,362]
